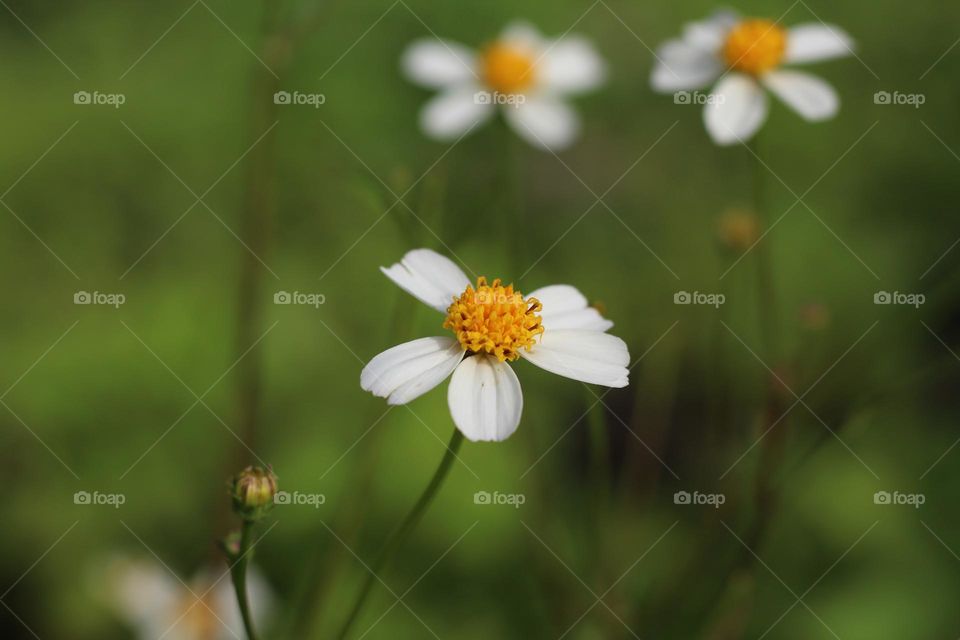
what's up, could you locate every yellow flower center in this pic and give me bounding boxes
[722,19,787,75]
[444,276,543,362]
[480,42,537,95]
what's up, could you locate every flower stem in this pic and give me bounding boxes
[230,520,259,640]
[336,427,464,640]
[749,134,778,362]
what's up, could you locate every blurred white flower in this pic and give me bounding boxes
[401,21,606,151]
[98,556,273,640]
[651,10,853,145]
[361,249,629,442]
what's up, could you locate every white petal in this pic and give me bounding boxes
[521,330,629,387]
[402,39,478,88]
[105,557,179,627]
[448,355,523,442]
[503,95,579,151]
[500,20,545,51]
[682,10,739,52]
[785,23,854,64]
[380,248,471,312]
[763,70,838,121]
[527,284,613,332]
[539,36,606,94]
[420,87,494,142]
[361,337,464,405]
[703,73,768,145]
[651,40,722,92]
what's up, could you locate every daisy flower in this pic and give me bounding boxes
[651,9,853,145]
[360,249,630,442]
[401,21,606,151]
[97,556,273,640]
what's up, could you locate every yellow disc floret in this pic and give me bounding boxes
[722,19,787,75]
[481,42,537,95]
[444,276,543,362]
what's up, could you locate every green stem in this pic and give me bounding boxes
[749,134,778,363]
[230,520,259,640]
[336,428,464,639]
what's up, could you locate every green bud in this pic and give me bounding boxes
[231,466,278,521]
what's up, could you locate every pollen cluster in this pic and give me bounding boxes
[722,19,787,75]
[444,277,543,361]
[481,42,537,95]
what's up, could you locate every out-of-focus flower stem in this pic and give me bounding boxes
[336,427,464,640]
[748,134,788,539]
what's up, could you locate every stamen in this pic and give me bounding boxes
[444,276,543,361]
[722,19,787,75]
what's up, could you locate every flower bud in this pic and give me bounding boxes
[717,208,761,252]
[231,466,277,521]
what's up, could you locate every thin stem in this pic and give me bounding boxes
[747,134,787,548]
[337,428,464,640]
[230,520,259,640]
[750,134,778,363]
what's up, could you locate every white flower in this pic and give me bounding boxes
[361,249,630,442]
[401,21,606,151]
[97,556,273,640]
[651,9,854,145]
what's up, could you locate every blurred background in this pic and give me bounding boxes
[2,0,959,638]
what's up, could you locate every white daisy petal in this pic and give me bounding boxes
[527,284,613,332]
[785,23,854,64]
[504,95,579,150]
[448,354,523,442]
[521,330,629,387]
[703,73,768,145]
[402,38,478,88]
[380,248,471,312]
[763,70,838,121]
[651,39,723,92]
[361,337,465,405]
[500,20,545,51]
[682,9,739,52]
[420,86,494,142]
[540,36,606,95]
